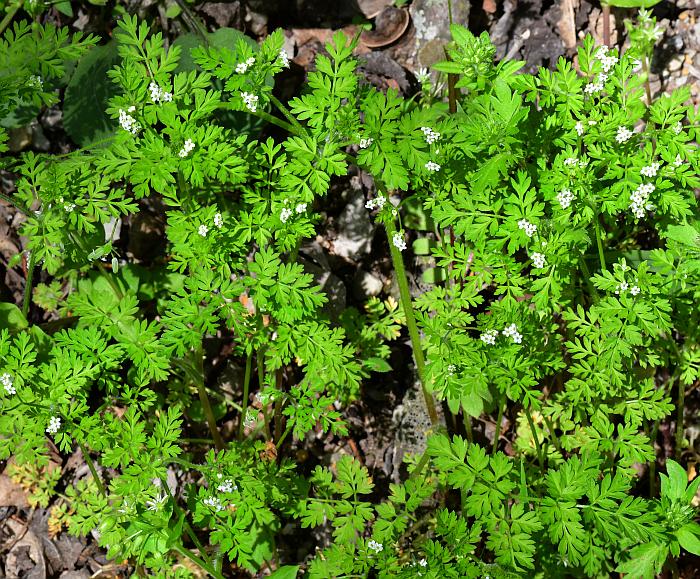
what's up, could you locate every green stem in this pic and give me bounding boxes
[649,419,660,497]
[79,443,106,496]
[22,257,34,319]
[173,545,225,579]
[0,192,29,216]
[268,94,308,137]
[542,415,563,455]
[238,350,253,440]
[675,379,685,460]
[193,346,225,451]
[0,1,21,36]
[524,409,545,473]
[641,55,653,106]
[492,394,505,453]
[384,218,439,427]
[578,254,599,302]
[275,423,292,449]
[593,217,607,272]
[252,107,300,136]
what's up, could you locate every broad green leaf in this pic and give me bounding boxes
[64,41,120,146]
[0,303,28,331]
[269,566,300,579]
[677,524,700,556]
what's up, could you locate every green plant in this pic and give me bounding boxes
[1,7,699,578]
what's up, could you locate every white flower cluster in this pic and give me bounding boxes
[203,496,224,512]
[673,121,683,135]
[118,107,141,134]
[557,188,574,209]
[214,213,224,228]
[616,126,633,144]
[563,156,587,168]
[365,194,387,210]
[178,138,195,158]
[447,364,456,375]
[420,126,440,144]
[149,81,172,104]
[585,47,617,94]
[280,207,293,223]
[531,252,547,268]
[359,137,374,149]
[198,224,209,237]
[46,416,61,435]
[425,161,441,172]
[1,373,15,395]
[674,154,684,167]
[278,49,290,68]
[392,231,407,251]
[240,91,258,113]
[640,162,660,178]
[502,323,523,344]
[236,56,256,74]
[367,540,383,553]
[518,219,537,237]
[58,197,75,212]
[28,75,43,89]
[480,329,498,345]
[595,46,618,73]
[615,280,640,296]
[216,477,237,493]
[575,121,584,136]
[629,183,655,219]
[295,203,307,213]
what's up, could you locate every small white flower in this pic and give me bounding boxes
[392,231,407,252]
[198,224,209,237]
[630,285,640,296]
[217,479,236,493]
[420,126,441,144]
[214,213,223,228]
[278,49,290,68]
[615,126,633,144]
[28,75,43,89]
[640,162,660,178]
[502,323,522,344]
[1,373,15,396]
[615,281,629,295]
[629,183,655,219]
[674,154,684,167]
[203,496,224,512]
[574,121,584,136]
[517,219,537,237]
[178,138,195,158]
[425,161,441,172]
[564,157,578,167]
[149,81,172,104]
[415,67,430,84]
[584,82,603,95]
[600,54,618,73]
[419,559,427,567]
[46,416,61,435]
[365,194,386,210]
[240,91,259,113]
[594,46,609,60]
[531,252,547,269]
[367,540,383,553]
[236,56,256,74]
[673,121,683,135]
[480,329,498,345]
[118,109,141,134]
[64,203,76,213]
[447,364,456,375]
[146,493,167,512]
[295,203,307,214]
[557,189,574,210]
[280,207,293,223]
[359,137,373,149]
